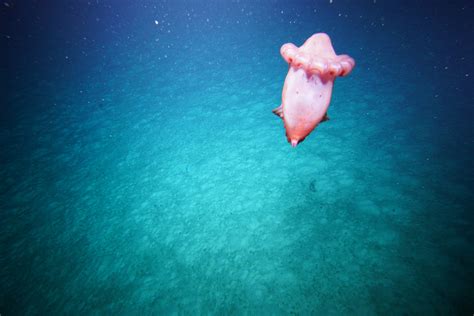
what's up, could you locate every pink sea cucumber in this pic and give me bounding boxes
[273,33,355,147]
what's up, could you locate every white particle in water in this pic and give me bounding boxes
[154,20,159,25]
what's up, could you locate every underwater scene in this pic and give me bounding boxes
[1,0,473,314]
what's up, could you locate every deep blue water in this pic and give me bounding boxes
[1,0,473,314]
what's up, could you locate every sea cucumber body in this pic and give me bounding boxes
[282,67,334,144]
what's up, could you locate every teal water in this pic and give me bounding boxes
[2,0,473,314]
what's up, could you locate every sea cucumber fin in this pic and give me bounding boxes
[321,113,330,122]
[272,105,284,118]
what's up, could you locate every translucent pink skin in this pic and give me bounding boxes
[277,33,355,147]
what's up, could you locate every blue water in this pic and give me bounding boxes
[2,0,473,314]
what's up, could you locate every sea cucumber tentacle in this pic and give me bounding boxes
[280,35,355,78]
[328,61,343,76]
[309,57,327,74]
[280,43,298,64]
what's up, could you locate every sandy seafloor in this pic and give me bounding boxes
[1,0,473,314]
